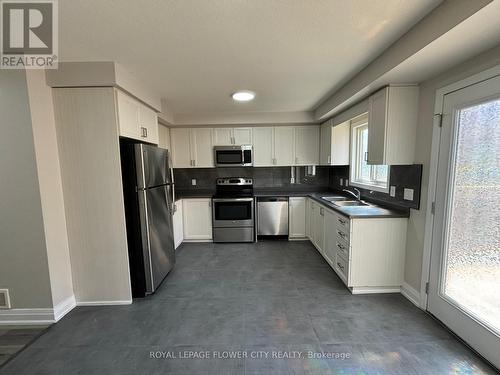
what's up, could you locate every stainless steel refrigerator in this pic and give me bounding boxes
[120,141,175,297]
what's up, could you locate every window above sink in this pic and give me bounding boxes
[349,114,389,193]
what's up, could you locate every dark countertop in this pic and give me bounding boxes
[175,188,410,219]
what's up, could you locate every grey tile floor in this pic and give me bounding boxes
[0,326,47,367]
[0,241,497,374]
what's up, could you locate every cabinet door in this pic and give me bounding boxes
[172,199,183,248]
[170,128,192,168]
[158,124,170,150]
[191,128,214,167]
[252,127,274,166]
[289,197,306,239]
[116,90,140,139]
[323,209,337,266]
[331,122,350,165]
[213,128,233,145]
[233,127,253,145]
[315,205,325,252]
[367,87,388,165]
[182,199,213,240]
[139,105,159,144]
[320,121,332,165]
[295,126,319,165]
[274,127,295,166]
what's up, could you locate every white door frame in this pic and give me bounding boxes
[420,64,500,309]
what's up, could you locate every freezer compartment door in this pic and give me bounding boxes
[135,144,170,189]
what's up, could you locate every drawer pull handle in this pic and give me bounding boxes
[337,262,344,271]
[338,218,347,225]
[337,242,345,251]
[337,230,346,239]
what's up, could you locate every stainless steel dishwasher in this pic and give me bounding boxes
[257,197,289,236]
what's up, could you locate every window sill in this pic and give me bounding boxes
[349,180,389,194]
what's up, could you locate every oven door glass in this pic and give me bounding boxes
[213,200,253,227]
[216,150,243,165]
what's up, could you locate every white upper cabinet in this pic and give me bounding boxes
[213,128,233,145]
[233,127,253,145]
[367,86,419,165]
[191,128,214,167]
[274,127,295,166]
[158,124,171,150]
[320,120,332,165]
[252,127,274,166]
[320,120,350,166]
[213,127,253,145]
[331,122,350,165]
[295,126,319,165]
[170,128,192,168]
[252,125,320,167]
[116,90,158,144]
[171,128,214,168]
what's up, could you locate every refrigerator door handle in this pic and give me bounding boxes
[167,150,176,212]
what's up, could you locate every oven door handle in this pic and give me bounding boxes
[212,198,254,202]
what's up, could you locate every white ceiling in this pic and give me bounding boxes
[59,0,441,119]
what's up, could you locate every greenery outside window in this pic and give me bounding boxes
[349,114,389,192]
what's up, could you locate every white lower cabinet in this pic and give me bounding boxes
[182,198,213,240]
[173,200,184,248]
[288,197,307,239]
[308,200,324,251]
[308,198,407,293]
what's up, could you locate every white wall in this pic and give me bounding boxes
[26,70,75,309]
[0,71,53,309]
[404,44,500,291]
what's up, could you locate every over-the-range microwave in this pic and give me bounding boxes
[214,145,253,167]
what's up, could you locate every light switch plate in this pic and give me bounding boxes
[344,180,349,187]
[404,188,414,201]
[191,179,197,186]
[390,186,396,197]
[339,178,343,186]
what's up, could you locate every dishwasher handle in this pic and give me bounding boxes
[258,197,289,202]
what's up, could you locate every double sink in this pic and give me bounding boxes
[321,195,371,207]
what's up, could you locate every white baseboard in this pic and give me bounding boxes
[350,286,401,294]
[182,239,212,243]
[400,282,421,308]
[0,308,55,325]
[53,295,76,322]
[174,237,183,249]
[76,300,132,306]
[288,237,309,241]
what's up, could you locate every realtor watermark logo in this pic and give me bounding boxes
[0,0,57,69]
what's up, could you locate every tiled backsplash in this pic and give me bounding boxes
[174,164,423,210]
[174,166,331,192]
[329,164,423,210]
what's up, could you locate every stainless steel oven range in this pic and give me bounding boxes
[212,177,255,242]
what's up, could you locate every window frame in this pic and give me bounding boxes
[349,113,390,193]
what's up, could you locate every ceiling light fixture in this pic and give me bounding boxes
[232,90,255,102]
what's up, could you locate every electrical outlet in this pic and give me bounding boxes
[344,179,349,187]
[390,186,396,197]
[191,179,197,186]
[290,177,295,184]
[339,178,343,186]
[404,188,414,201]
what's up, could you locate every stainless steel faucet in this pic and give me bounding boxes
[342,187,361,201]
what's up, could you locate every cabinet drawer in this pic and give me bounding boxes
[335,251,349,283]
[336,215,349,230]
[335,240,349,260]
[335,227,350,244]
